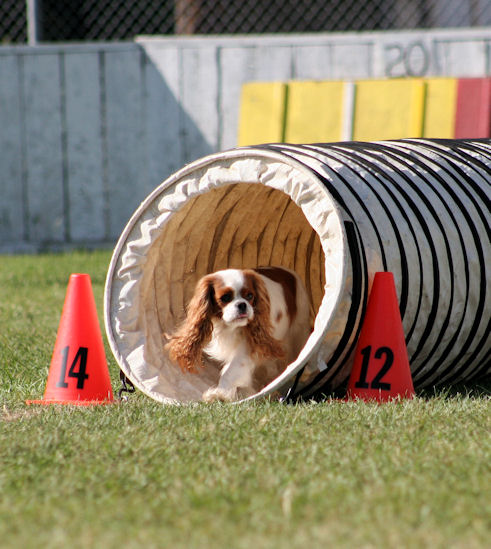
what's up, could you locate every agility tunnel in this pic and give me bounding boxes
[104,139,490,403]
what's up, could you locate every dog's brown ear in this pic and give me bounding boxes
[243,270,285,361]
[165,275,216,372]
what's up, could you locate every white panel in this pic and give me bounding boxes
[435,40,489,77]
[104,48,145,239]
[220,45,293,150]
[293,45,333,80]
[293,43,373,80]
[330,43,374,79]
[64,52,105,242]
[341,82,355,141]
[0,54,24,246]
[180,46,218,162]
[23,53,65,243]
[139,43,183,187]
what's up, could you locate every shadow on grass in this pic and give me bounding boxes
[296,375,490,404]
[418,375,491,400]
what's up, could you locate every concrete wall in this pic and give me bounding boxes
[1,27,491,252]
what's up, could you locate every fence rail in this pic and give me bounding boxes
[2,0,491,44]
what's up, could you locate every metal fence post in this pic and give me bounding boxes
[26,0,41,45]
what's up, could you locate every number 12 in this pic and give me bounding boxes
[355,345,393,391]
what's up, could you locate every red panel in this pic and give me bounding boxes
[455,78,491,138]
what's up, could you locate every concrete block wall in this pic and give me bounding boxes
[1,27,490,252]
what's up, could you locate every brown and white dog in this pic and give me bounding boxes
[166,267,312,402]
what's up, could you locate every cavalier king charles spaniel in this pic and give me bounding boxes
[166,267,312,402]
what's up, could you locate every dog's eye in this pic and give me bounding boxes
[245,293,254,301]
[220,293,233,303]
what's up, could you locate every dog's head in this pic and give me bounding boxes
[204,269,264,327]
[166,269,283,372]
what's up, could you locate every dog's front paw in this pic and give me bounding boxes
[202,387,236,403]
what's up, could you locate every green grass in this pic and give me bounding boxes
[0,251,489,549]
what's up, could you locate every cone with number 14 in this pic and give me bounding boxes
[346,272,414,402]
[26,273,113,406]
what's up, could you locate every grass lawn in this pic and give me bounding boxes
[0,251,489,549]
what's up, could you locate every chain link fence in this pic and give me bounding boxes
[1,0,491,44]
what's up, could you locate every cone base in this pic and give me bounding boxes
[325,394,415,403]
[26,398,114,406]
[345,392,415,403]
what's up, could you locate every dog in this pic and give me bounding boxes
[166,267,312,402]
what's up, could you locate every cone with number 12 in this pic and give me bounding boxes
[346,272,414,402]
[26,273,113,406]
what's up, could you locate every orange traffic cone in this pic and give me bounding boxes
[346,272,415,402]
[26,273,114,406]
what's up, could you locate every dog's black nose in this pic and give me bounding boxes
[237,301,247,313]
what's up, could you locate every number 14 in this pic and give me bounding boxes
[56,346,89,389]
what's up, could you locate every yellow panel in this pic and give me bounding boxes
[237,82,287,146]
[423,78,458,138]
[353,79,426,141]
[284,81,346,143]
